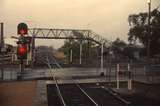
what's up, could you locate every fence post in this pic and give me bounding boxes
[116,64,120,89]
[128,63,132,90]
[1,67,4,80]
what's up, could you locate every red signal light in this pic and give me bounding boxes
[18,46,26,54]
[17,45,27,55]
[17,44,27,59]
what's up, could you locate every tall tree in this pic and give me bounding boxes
[128,8,160,57]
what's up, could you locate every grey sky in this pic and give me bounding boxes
[1,0,159,48]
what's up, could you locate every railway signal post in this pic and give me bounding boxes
[17,23,28,80]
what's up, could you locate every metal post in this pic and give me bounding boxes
[0,23,4,51]
[0,23,4,52]
[117,64,120,89]
[26,44,29,66]
[28,43,32,65]
[87,31,90,64]
[69,40,73,64]
[108,49,112,84]
[79,41,82,65]
[101,43,104,74]
[18,60,23,80]
[0,64,4,80]
[11,53,14,63]
[31,35,35,67]
[70,49,73,63]
[127,63,132,90]
[1,68,4,80]
[147,0,151,60]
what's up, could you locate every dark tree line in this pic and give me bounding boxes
[59,40,98,63]
[59,8,160,63]
[111,38,141,61]
[128,8,160,57]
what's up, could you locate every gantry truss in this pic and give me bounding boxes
[28,28,111,47]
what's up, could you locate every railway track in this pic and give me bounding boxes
[48,80,130,106]
[46,54,98,106]
[58,84,98,106]
[80,83,130,106]
[47,77,98,106]
[46,54,130,106]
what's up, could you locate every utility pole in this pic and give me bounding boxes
[0,23,4,80]
[0,23,4,52]
[147,0,151,61]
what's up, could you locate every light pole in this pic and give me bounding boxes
[100,43,104,75]
[147,0,151,60]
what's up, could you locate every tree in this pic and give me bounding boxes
[128,9,160,57]
[112,38,127,55]
[59,39,98,63]
[111,38,142,61]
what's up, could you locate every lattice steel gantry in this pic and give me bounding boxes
[28,28,111,73]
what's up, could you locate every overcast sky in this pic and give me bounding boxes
[1,0,159,48]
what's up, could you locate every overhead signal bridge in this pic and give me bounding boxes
[28,28,111,46]
[26,28,111,74]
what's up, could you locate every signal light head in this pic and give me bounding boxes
[17,23,28,35]
[17,44,27,59]
[18,46,26,55]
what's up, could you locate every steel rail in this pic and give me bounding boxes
[76,83,99,106]
[103,87,131,106]
[46,56,67,106]
[50,57,99,106]
[52,56,100,106]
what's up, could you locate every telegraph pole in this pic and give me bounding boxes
[0,23,4,80]
[0,23,4,52]
[147,0,151,60]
